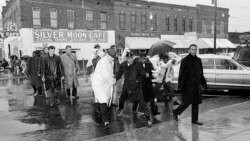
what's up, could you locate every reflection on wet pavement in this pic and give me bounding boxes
[0,73,250,140]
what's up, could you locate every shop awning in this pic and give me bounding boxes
[161,36,197,49]
[199,38,236,49]
[125,37,160,50]
[171,39,196,48]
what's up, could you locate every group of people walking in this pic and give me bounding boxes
[26,45,79,107]
[25,43,207,129]
[91,44,207,128]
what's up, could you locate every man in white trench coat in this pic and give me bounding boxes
[60,45,80,99]
[92,45,117,128]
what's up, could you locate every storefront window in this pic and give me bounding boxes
[67,10,74,29]
[50,8,58,29]
[86,11,93,29]
[131,14,136,31]
[151,14,157,31]
[166,17,170,31]
[174,17,177,32]
[182,17,186,32]
[100,12,107,30]
[119,13,125,30]
[32,7,41,28]
[141,14,147,31]
[221,21,224,34]
[202,20,206,33]
[189,18,193,31]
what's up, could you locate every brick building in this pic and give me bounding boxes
[0,19,3,60]
[2,0,116,63]
[1,0,231,60]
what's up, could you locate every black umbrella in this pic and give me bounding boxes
[148,40,175,57]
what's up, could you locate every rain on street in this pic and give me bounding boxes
[0,71,250,141]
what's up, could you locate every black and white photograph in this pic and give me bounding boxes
[0,0,250,140]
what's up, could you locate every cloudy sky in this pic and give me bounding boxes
[1,0,250,32]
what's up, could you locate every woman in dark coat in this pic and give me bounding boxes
[173,44,206,125]
[27,51,43,96]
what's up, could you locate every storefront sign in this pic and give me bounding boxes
[4,21,20,37]
[130,32,157,37]
[33,30,108,43]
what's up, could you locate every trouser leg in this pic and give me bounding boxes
[49,89,55,106]
[37,86,42,95]
[32,85,37,93]
[67,89,71,97]
[132,101,139,112]
[192,104,199,122]
[100,103,109,123]
[118,91,127,110]
[174,103,190,115]
[166,82,174,99]
[150,97,159,116]
[72,84,77,97]
[139,100,152,121]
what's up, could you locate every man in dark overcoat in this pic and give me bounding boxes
[41,46,64,107]
[172,44,207,125]
[132,53,159,116]
[116,52,153,127]
[27,50,43,96]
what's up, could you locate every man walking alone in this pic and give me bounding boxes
[172,44,207,125]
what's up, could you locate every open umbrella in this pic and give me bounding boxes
[148,40,175,57]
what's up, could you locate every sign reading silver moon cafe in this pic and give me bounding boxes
[33,30,108,43]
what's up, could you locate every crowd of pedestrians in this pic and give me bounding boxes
[3,43,207,129]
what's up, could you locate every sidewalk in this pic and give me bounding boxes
[90,101,250,141]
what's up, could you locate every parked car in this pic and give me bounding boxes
[172,54,250,91]
[232,45,250,67]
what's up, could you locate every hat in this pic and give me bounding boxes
[94,44,100,49]
[110,45,116,48]
[126,51,134,57]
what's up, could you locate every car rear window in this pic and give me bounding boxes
[242,50,250,60]
[215,59,238,70]
[202,59,214,69]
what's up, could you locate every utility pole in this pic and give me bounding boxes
[213,0,217,54]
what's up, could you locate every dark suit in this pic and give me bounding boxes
[132,59,158,115]
[116,58,150,119]
[174,54,206,122]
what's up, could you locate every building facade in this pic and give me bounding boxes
[1,0,230,60]
[0,19,3,60]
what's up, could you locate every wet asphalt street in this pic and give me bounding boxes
[0,71,250,141]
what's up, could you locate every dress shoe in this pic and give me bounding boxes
[73,96,79,99]
[116,109,122,117]
[173,101,179,105]
[147,120,153,127]
[172,110,178,121]
[192,121,203,125]
[132,110,138,114]
[104,122,110,129]
[153,112,161,116]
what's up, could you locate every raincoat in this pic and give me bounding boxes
[60,53,80,89]
[92,54,116,104]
